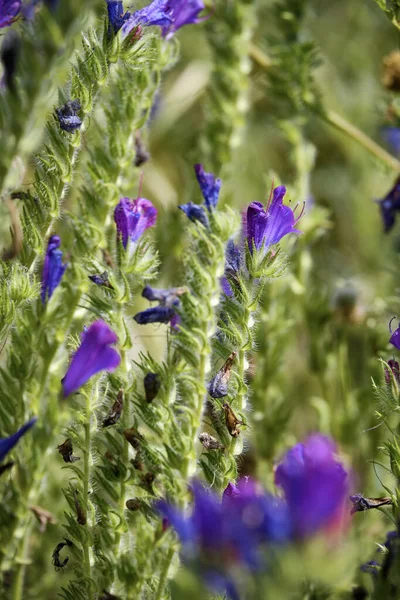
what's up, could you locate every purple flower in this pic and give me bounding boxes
[178,202,209,228]
[41,235,67,303]
[0,0,20,27]
[389,318,400,350]
[221,239,241,296]
[376,177,400,233]
[114,197,157,249]
[133,305,176,325]
[105,0,130,34]
[122,0,207,40]
[275,434,348,538]
[194,164,221,212]
[246,185,302,252]
[0,418,37,462]
[135,285,185,327]
[55,99,82,133]
[62,321,120,397]
[382,126,400,155]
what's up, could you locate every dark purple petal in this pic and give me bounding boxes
[62,321,120,397]
[194,163,221,211]
[385,359,400,384]
[105,0,130,34]
[178,202,209,228]
[0,417,37,462]
[0,0,20,28]
[390,325,400,351]
[376,177,400,233]
[133,306,176,325]
[41,235,67,303]
[275,434,348,538]
[114,197,157,249]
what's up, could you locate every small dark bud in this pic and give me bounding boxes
[223,401,243,438]
[140,472,156,494]
[207,352,236,398]
[385,359,400,384]
[349,493,393,515]
[102,389,123,427]
[73,489,87,525]
[89,271,114,290]
[99,592,121,600]
[131,456,145,471]
[144,373,161,403]
[1,31,20,92]
[0,462,14,477]
[56,99,82,133]
[126,498,142,511]
[52,539,73,571]
[134,131,150,167]
[123,427,144,449]
[57,439,80,463]
[383,50,400,92]
[102,248,115,268]
[30,505,56,533]
[199,432,225,450]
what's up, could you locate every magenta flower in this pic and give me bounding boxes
[41,235,67,303]
[246,185,302,252]
[62,321,120,397]
[0,418,37,462]
[275,434,348,538]
[0,0,20,28]
[122,0,207,40]
[114,197,157,249]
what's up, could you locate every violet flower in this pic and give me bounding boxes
[106,0,130,34]
[122,0,207,40]
[0,417,37,462]
[134,285,185,326]
[275,434,348,538]
[55,99,82,133]
[133,305,176,325]
[62,321,120,397]
[389,318,400,350]
[0,0,20,28]
[41,235,67,303]
[178,202,209,228]
[246,185,302,252]
[376,177,400,233]
[194,163,221,212]
[114,197,157,249]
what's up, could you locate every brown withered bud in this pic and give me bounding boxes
[123,427,144,449]
[57,439,80,463]
[223,402,243,438]
[383,50,400,91]
[88,271,114,290]
[207,352,236,399]
[102,389,123,427]
[141,472,156,494]
[52,539,73,571]
[126,498,142,511]
[349,493,393,515]
[131,455,145,471]
[199,432,225,450]
[144,373,161,403]
[99,592,121,600]
[30,505,57,532]
[0,462,14,477]
[73,489,87,525]
[134,131,150,167]
[101,248,115,269]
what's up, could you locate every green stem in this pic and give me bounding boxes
[83,390,92,583]
[10,518,34,600]
[248,45,400,172]
[154,547,175,600]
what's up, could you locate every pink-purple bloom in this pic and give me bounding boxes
[122,0,207,40]
[0,0,20,28]
[275,434,348,538]
[41,235,67,303]
[0,418,37,462]
[114,197,157,249]
[61,321,120,397]
[246,185,302,252]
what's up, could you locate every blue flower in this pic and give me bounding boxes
[382,126,400,155]
[114,196,157,249]
[55,99,82,133]
[178,202,209,228]
[133,305,176,325]
[0,0,20,28]
[135,285,185,327]
[194,164,221,212]
[246,185,302,253]
[122,0,207,40]
[275,434,348,538]
[0,418,37,462]
[376,177,400,233]
[105,0,130,34]
[62,321,120,397]
[41,235,67,303]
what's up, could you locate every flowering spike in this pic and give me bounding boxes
[105,0,130,34]
[61,321,120,397]
[178,202,209,228]
[41,235,67,303]
[0,418,37,462]
[114,197,157,249]
[0,0,20,28]
[246,185,302,252]
[275,434,348,537]
[194,163,221,212]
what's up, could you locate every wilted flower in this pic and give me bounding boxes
[194,164,221,212]
[122,0,207,40]
[55,99,82,133]
[88,271,114,290]
[207,352,236,399]
[105,0,130,34]
[221,239,241,296]
[385,359,400,384]
[144,372,161,402]
[114,197,157,249]
[41,235,67,303]
[178,202,209,228]
[275,434,348,537]
[0,417,37,462]
[61,321,120,397]
[246,185,302,253]
[133,305,176,325]
[134,285,186,326]
[349,494,392,515]
[0,0,20,28]
[376,177,400,233]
